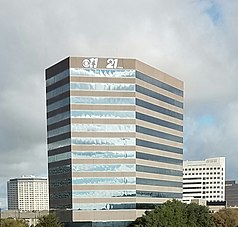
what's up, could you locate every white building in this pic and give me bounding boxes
[183,157,225,203]
[7,176,49,211]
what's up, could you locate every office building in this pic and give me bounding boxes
[225,180,238,207]
[7,176,49,211]
[46,57,184,226]
[183,157,225,203]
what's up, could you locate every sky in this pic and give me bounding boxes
[0,0,238,208]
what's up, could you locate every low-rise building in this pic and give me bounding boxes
[0,209,48,226]
[226,180,238,207]
[183,157,225,203]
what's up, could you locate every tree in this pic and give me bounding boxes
[0,218,28,227]
[154,199,188,227]
[129,199,214,227]
[213,208,238,227]
[36,213,63,227]
[186,202,214,227]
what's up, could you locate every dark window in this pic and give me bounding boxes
[136,112,183,132]
[137,178,182,187]
[136,152,182,165]
[136,125,183,143]
[136,71,183,97]
[137,190,182,199]
[136,85,183,108]
[137,165,182,177]
[136,139,182,154]
[136,99,183,120]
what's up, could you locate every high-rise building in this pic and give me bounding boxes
[183,157,225,203]
[7,176,49,211]
[46,57,184,226]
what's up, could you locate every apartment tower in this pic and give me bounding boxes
[46,57,184,226]
[7,176,49,211]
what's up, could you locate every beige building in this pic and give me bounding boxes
[46,57,184,226]
[0,210,49,226]
[7,176,49,211]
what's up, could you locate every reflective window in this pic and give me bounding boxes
[71,124,135,132]
[46,84,70,100]
[71,137,135,146]
[72,190,136,198]
[47,111,70,125]
[136,139,182,154]
[136,71,183,97]
[73,203,136,210]
[49,165,71,175]
[50,191,71,199]
[46,69,69,86]
[70,68,136,78]
[50,179,71,187]
[137,165,182,176]
[51,191,176,200]
[48,152,71,163]
[71,82,135,91]
[71,110,135,119]
[137,190,182,199]
[48,138,70,150]
[137,177,182,187]
[48,137,135,150]
[91,221,132,227]
[48,151,135,163]
[48,125,70,138]
[136,203,160,209]
[72,177,136,185]
[72,151,135,159]
[136,85,183,108]
[47,98,69,112]
[136,152,182,165]
[136,112,183,132]
[136,125,183,143]
[137,99,183,120]
[51,204,72,209]
[71,97,135,105]
[72,164,135,172]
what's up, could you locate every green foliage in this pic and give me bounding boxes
[129,199,215,227]
[213,208,238,227]
[36,213,63,227]
[0,218,28,227]
[186,202,214,227]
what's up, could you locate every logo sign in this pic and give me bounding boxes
[82,58,120,69]
[82,58,98,68]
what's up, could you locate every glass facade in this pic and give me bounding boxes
[70,68,135,78]
[46,57,183,224]
[72,177,136,185]
[71,110,135,119]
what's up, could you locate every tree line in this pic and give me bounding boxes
[129,199,238,227]
[0,212,62,227]
[1,201,238,227]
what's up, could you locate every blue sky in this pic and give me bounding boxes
[0,0,238,208]
[206,1,223,25]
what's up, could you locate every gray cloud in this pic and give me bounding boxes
[0,0,238,208]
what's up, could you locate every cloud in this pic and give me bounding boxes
[0,0,238,207]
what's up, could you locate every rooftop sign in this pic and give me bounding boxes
[82,58,121,69]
